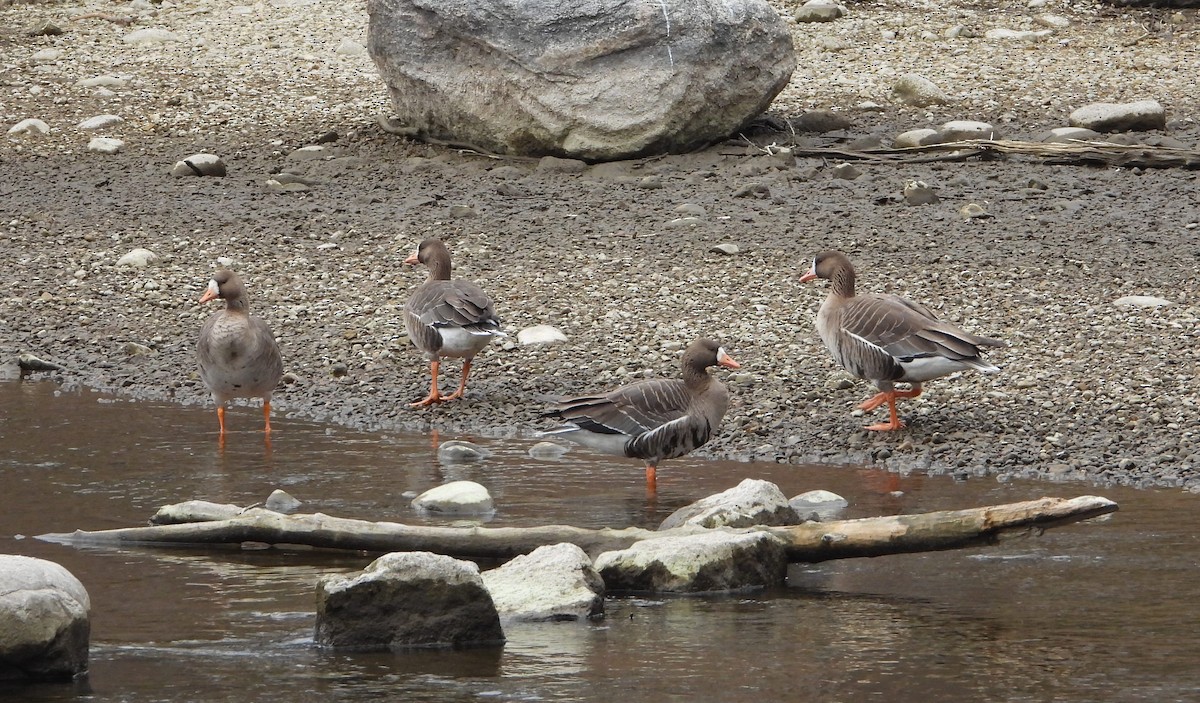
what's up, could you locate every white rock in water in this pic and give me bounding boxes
[171,154,226,177]
[412,480,495,515]
[76,76,128,88]
[528,441,570,459]
[437,439,491,462]
[123,28,183,44]
[116,248,159,267]
[516,324,567,346]
[78,114,124,130]
[1114,295,1172,308]
[7,118,50,136]
[264,489,302,513]
[87,137,125,154]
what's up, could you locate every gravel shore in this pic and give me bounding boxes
[2,0,1199,491]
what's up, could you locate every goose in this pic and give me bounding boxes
[403,238,504,406]
[540,338,741,491]
[196,269,284,436]
[800,250,1004,431]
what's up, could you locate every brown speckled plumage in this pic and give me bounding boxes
[541,338,740,490]
[403,239,503,406]
[801,250,1004,431]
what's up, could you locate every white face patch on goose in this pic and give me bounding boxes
[207,279,221,297]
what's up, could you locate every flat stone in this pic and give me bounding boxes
[123,28,183,44]
[7,118,50,136]
[984,28,1053,41]
[1037,126,1102,143]
[793,0,845,22]
[894,128,941,148]
[528,441,570,458]
[87,137,124,154]
[1113,295,1172,307]
[516,324,568,346]
[77,114,124,130]
[116,247,159,267]
[1069,100,1167,133]
[594,530,788,593]
[170,153,226,177]
[938,120,996,141]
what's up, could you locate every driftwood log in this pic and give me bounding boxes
[37,495,1118,563]
[740,138,1200,170]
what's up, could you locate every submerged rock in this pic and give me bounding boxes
[412,480,495,515]
[594,531,788,593]
[315,551,504,649]
[0,556,91,681]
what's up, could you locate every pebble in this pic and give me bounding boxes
[984,28,1053,41]
[1113,295,1172,308]
[1069,100,1167,133]
[710,243,741,255]
[436,441,491,462]
[793,0,845,23]
[7,118,50,136]
[77,115,124,130]
[903,181,939,205]
[938,120,996,141]
[830,162,862,180]
[76,76,128,89]
[170,154,227,177]
[88,138,125,154]
[894,128,941,148]
[892,73,949,107]
[116,248,159,267]
[123,28,183,44]
[516,325,568,346]
[264,489,303,513]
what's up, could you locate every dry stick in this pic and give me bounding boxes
[37,495,1118,563]
[774,139,1200,169]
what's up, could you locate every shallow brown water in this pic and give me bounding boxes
[2,380,1199,702]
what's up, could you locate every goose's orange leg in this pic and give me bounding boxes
[216,405,227,435]
[411,360,444,407]
[865,393,906,431]
[263,401,273,434]
[442,359,473,402]
[859,385,922,411]
[645,464,658,497]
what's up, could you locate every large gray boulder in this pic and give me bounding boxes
[315,552,504,650]
[481,543,605,623]
[367,0,795,160]
[594,531,787,593]
[0,555,90,681]
[659,478,800,530]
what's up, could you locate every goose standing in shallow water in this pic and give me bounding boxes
[196,269,284,437]
[800,250,1004,431]
[403,238,504,407]
[540,338,741,492]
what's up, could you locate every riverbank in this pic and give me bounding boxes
[2,0,1198,490]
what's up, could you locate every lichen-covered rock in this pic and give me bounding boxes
[659,478,800,530]
[367,0,795,160]
[315,551,504,650]
[594,531,787,593]
[481,544,604,622]
[0,555,91,681]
